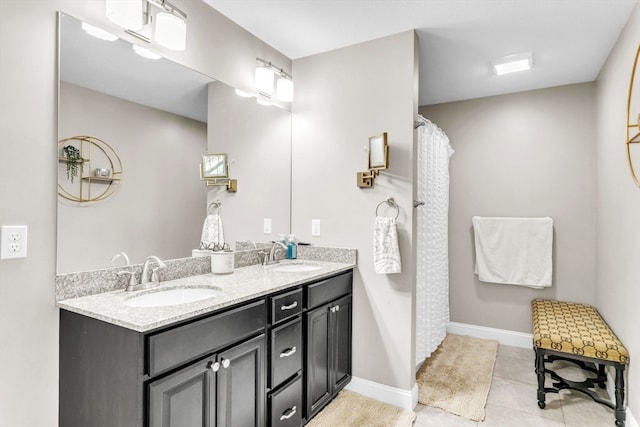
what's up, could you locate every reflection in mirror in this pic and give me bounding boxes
[368,132,388,170]
[201,153,228,178]
[57,13,292,273]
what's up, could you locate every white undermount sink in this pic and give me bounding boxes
[272,263,323,273]
[124,287,222,308]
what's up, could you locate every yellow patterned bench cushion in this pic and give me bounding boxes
[532,299,629,364]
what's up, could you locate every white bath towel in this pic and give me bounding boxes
[200,214,225,249]
[472,216,553,288]
[374,216,402,274]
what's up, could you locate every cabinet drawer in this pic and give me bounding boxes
[305,271,352,309]
[147,300,266,377]
[271,288,303,324]
[270,317,302,388]
[270,375,302,427]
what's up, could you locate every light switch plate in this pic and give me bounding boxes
[263,218,272,234]
[1,225,28,259]
[311,219,321,236]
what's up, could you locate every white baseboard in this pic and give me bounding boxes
[447,321,533,348]
[345,376,418,410]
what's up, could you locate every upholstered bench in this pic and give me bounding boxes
[532,299,630,427]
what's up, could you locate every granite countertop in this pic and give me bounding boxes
[57,260,355,333]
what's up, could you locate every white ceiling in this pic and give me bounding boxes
[203,0,638,106]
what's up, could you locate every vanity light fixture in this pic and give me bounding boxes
[276,75,294,103]
[255,64,275,96]
[492,52,534,76]
[255,58,294,102]
[155,10,186,51]
[81,22,118,41]
[106,0,187,51]
[133,44,162,59]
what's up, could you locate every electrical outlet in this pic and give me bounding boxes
[1,225,28,259]
[263,218,272,234]
[311,219,321,236]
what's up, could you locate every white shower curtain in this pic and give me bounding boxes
[415,115,454,363]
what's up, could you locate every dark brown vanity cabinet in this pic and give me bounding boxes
[268,289,304,427]
[304,271,353,422]
[148,333,266,427]
[60,299,266,427]
[59,269,353,427]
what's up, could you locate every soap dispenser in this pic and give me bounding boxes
[286,234,297,259]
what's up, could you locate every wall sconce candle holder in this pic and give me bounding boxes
[357,133,388,188]
[200,153,237,192]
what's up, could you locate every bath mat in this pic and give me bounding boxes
[306,390,416,427]
[416,333,498,421]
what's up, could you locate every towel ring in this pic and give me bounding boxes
[208,200,221,214]
[376,197,399,220]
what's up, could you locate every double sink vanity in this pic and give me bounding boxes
[58,255,355,427]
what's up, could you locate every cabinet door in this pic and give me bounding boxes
[330,294,352,393]
[216,334,266,427]
[148,357,216,427]
[304,302,332,420]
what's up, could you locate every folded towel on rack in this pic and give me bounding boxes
[200,214,225,249]
[472,216,553,288]
[373,216,402,274]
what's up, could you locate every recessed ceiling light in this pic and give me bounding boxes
[492,52,534,76]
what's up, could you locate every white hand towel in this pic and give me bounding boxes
[200,214,225,248]
[472,216,553,288]
[373,216,402,274]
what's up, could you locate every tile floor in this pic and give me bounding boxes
[414,344,618,427]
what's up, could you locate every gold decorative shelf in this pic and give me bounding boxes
[626,44,640,188]
[58,136,123,202]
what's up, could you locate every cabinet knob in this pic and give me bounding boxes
[280,405,297,421]
[221,358,231,369]
[279,346,297,358]
[335,305,340,312]
[210,361,220,372]
[280,301,298,311]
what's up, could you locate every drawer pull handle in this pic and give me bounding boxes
[280,406,297,420]
[210,361,220,372]
[221,358,231,369]
[280,301,298,311]
[279,347,297,358]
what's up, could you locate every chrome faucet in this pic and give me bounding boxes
[141,255,166,284]
[264,242,287,265]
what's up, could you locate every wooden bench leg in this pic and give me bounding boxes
[615,364,626,427]
[535,348,546,409]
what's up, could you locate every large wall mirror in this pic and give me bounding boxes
[57,13,291,273]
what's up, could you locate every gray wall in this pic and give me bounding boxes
[58,82,205,272]
[595,2,640,419]
[420,82,597,333]
[0,1,290,425]
[291,31,419,391]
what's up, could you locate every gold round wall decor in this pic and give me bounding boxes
[626,44,640,188]
[58,136,123,202]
